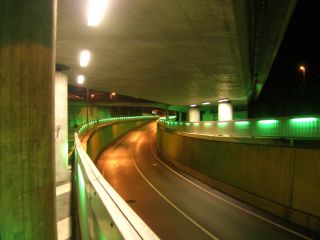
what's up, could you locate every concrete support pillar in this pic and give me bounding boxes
[218,102,233,121]
[0,1,56,239]
[165,107,169,121]
[179,110,183,122]
[189,107,200,122]
[55,72,69,182]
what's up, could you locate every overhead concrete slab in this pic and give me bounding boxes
[56,0,296,107]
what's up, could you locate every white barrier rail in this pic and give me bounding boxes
[74,118,160,240]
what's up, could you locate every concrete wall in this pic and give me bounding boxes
[87,120,152,162]
[157,125,320,232]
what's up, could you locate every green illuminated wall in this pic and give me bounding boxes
[87,120,153,162]
[157,125,320,232]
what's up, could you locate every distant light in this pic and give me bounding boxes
[77,75,85,84]
[202,102,210,105]
[91,94,94,98]
[111,92,116,96]
[190,104,197,107]
[299,65,305,71]
[87,0,109,27]
[80,49,91,67]
[217,98,229,103]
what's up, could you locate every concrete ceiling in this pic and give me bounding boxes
[56,0,296,107]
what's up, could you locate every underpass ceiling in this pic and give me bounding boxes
[56,0,258,107]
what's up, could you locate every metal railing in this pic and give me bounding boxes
[159,115,320,139]
[74,116,159,240]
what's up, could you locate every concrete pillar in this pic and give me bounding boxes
[218,102,233,121]
[189,107,200,122]
[179,110,183,122]
[55,72,69,182]
[0,1,57,239]
[165,107,169,121]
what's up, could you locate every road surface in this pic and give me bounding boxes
[96,121,316,240]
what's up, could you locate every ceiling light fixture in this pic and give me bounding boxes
[79,49,91,67]
[87,0,109,27]
[202,102,210,105]
[217,98,229,103]
[190,104,197,107]
[77,75,85,84]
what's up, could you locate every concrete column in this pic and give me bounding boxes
[179,110,183,122]
[218,102,233,121]
[0,1,56,239]
[55,72,69,182]
[165,107,169,121]
[189,107,200,122]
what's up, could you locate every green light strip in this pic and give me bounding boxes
[290,117,317,123]
[218,122,228,127]
[235,121,250,126]
[258,119,278,124]
[204,122,212,126]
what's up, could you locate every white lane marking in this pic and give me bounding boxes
[149,141,312,240]
[57,217,71,240]
[56,183,71,196]
[130,151,220,240]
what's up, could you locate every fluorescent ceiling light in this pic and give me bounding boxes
[217,98,229,103]
[87,0,109,27]
[202,102,210,105]
[190,104,197,107]
[77,75,85,84]
[80,50,91,67]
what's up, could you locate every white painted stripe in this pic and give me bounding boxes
[57,217,71,240]
[130,150,220,240]
[56,182,71,196]
[149,142,312,240]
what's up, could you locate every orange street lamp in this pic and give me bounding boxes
[299,65,306,85]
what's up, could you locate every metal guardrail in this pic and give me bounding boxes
[159,116,320,139]
[74,116,160,240]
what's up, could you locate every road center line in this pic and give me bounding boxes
[130,148,219,240]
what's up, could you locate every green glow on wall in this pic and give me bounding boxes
[204,122,212,127]
[218,122,228,127]
[257,119,278,124]
[290,117,317,123]
[193,123,199,126]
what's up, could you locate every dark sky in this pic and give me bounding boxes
[255,0,320,117]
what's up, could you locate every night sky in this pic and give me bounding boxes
[253,0,320,117]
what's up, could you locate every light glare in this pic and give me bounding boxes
[217,98,229,103]
[80,50,91,67]
[190,104,197,107]
[87,0,109,27]
[202,102,210,105]
[77,75,85,84]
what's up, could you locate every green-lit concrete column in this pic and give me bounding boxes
[165,106,169,121]
[179,110,182,122]
[0,1,57,239]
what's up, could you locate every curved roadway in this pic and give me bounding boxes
[96,121,316,240]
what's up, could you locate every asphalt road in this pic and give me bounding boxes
[96,121,316,240]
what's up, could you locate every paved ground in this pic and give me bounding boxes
[96,121,316,240]
[56,175,72,240]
